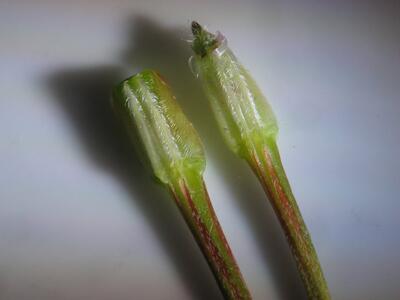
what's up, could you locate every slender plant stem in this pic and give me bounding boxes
[113,70,252,300]
[168,172,252,300]
[190,21,331,299]
[246,137,330,300]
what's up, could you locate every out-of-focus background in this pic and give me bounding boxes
[0,0,399,299]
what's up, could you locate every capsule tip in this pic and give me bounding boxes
[190,21,219,57]
[191,21,202,35]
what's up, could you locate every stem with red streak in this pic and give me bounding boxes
[113,70,252,299]
[247,137,330,300]
[190,21,331,299]
[168,171,251,300]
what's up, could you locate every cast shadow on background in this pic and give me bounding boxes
[44,66,220,300]
[45,15,305,300]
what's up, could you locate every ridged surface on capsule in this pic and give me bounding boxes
[193,44,278,159]
[112,70,205,184]
[113,69,252,299]
[191,22,330,300]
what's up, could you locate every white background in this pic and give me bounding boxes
[1,0,399,299]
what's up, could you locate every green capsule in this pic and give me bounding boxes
[112,70,205,184]
[190,22,278,160]
[112,70,252,299]
[190,22,330,300]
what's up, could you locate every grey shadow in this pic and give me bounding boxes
[122,16,306,300]
[44,66,222,300]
